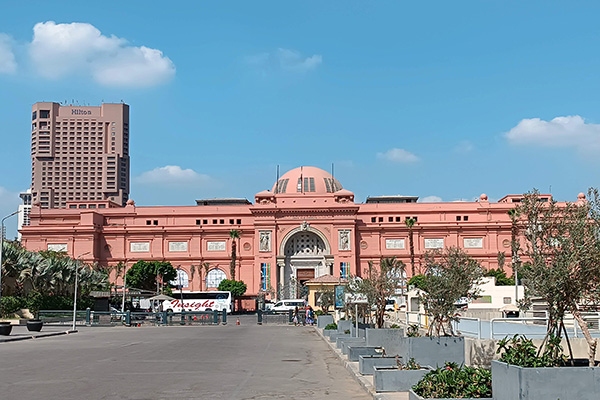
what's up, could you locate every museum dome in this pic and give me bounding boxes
[272,166,343,194]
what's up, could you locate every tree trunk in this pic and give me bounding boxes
[571,307,597,367]
[409,229,415,276]
[230,241,237,281]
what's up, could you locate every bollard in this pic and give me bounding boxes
[125,310,131,326]
[257,309,263,325]
[288,310,293,324]
[222,309,227,325]
[213,310,219,325]
[180,310,186,325]
[163,311,168,326]
[85,308,91,326]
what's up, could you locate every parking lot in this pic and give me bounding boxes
[0,316,369,400]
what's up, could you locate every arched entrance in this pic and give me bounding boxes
[277,226,333,299]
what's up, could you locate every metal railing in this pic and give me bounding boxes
[490,317,549,339]
[453,317,481,339]
[258,310,294,325]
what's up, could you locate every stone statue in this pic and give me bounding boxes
[259,231,271,251]
[339,230,350,250]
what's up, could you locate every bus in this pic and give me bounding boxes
[162,291,233,313]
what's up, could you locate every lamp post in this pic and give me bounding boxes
[72,251,91,331]
[0,210,20,302]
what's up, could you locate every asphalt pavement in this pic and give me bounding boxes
[0,315,369,400]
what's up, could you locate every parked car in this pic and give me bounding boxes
[271,299,306,313]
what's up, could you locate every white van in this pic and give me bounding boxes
[271,299,306,312]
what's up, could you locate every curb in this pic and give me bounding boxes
[314,328,407,400]
[0,330,77,343]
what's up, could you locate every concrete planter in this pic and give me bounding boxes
[337,320,354,333]
[491,360,600,400]
[329,332,351,343]
[26,319,43,332]
[348,346,381,362]
[359,355,399,375]
[403,337,465,367]
[323,328,336,337]
[316,314,334,328]
[373,366,432,392]
[408,389,492,400]
[365,328,405,356]
[339,337,366,354]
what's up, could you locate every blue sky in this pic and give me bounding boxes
[1,1,600,237]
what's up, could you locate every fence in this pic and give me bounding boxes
[38,309,226,327]
[258,310,293,325]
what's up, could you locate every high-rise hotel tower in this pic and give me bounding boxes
[30,102,130,208]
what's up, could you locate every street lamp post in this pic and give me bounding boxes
[0,210,21,302]
[72,251,91,331]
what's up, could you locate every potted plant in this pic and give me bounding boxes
[26,319,43,332]
[492,334,600,400]
[374,357,432,392]
[0,321,12,336]
[409,362,492,400]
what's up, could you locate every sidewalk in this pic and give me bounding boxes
[0,325,77,343]
[315,327,408,400]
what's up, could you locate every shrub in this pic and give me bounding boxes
[389,323,401,329]
[407,324,421,337]
[412,362,492,399]
[496,334,566,367]
[396,357,420,370]
[0,296,24,317]
[324,323,337,330]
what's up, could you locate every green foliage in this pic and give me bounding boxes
[125,260,176,292]
[389,323,401,329]
[408,274,426,290]
[485,268,514,286]
[497,334,567,367]
[324,323,337,330]
[344,329,351,334]
[407,324,421,337]
[396,357,420,370]
[0,293,94,317]
[412,362,492,399]
[217,279,247,297]
[420,247,484,336]
[316,285,335,313]
[229,229,240,280]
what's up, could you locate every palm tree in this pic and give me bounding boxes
[405,218,416,276]
[202,262,211,290]
[229,230,240,280]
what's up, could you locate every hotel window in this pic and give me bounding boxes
[40,110,50,118]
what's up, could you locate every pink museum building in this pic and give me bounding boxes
[20,166,579,303]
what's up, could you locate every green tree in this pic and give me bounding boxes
[316,285,335,314]
[485,268,514,286]
[420,247,484,336]
[217,279,247,297]
[517,189,600,366]
[125,260,176,292]
[348,257,405,328]
[408,274,426,290]
[229,230,240,280]
[405,218,416,276]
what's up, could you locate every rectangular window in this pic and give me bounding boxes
[297,178,302,192]
[196,219,201,225]
[146,220,151,225]
[229,219,234,224]
[340,262,349,279]
[388,217,393,222]
[40,110,50,118]
[212,219,217,224]
[378,217,383,223]
[396,217,401,222]
[371,217,376,223]
[260,263,270,291]
[220,219,224,224]
[456,216,461,221]
[463,216,469,221]
[309,177,315,192]
[236,219,241,224]
[203,219,208,224]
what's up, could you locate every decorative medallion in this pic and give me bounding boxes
[360,241,368,249]
[243,242,251,251]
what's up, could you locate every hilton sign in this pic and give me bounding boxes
[71,109,92,115]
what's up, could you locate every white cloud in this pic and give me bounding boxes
[418,195,442,203]
[0,34,17,74]
[505,115,600,151]
[245,48,322,73]
[136,166,210,185]
[29,21,175,87]
[277,48,322,72]
[454,140,474,153]
[377,148,419,163]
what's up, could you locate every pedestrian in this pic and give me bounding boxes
[293,306,299,326]
[306,306,314,326]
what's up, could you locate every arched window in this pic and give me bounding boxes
[169,269,189,288]
[206,269,226,288]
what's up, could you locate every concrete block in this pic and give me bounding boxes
[340,337,366,354]
[373,366,432,392]
[329,332,351,343]
[337,320,354,333]
[348,346,380,362]
[492,360,600,400]
[358,355,399,375]
[316,314,334,328]
[365,328,405,356]
[405,337,465,367]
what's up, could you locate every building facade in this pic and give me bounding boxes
[20,166,581,302]
[17,189,32,240]
[30,102,130,208]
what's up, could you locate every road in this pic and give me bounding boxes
[0,315,369,400]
